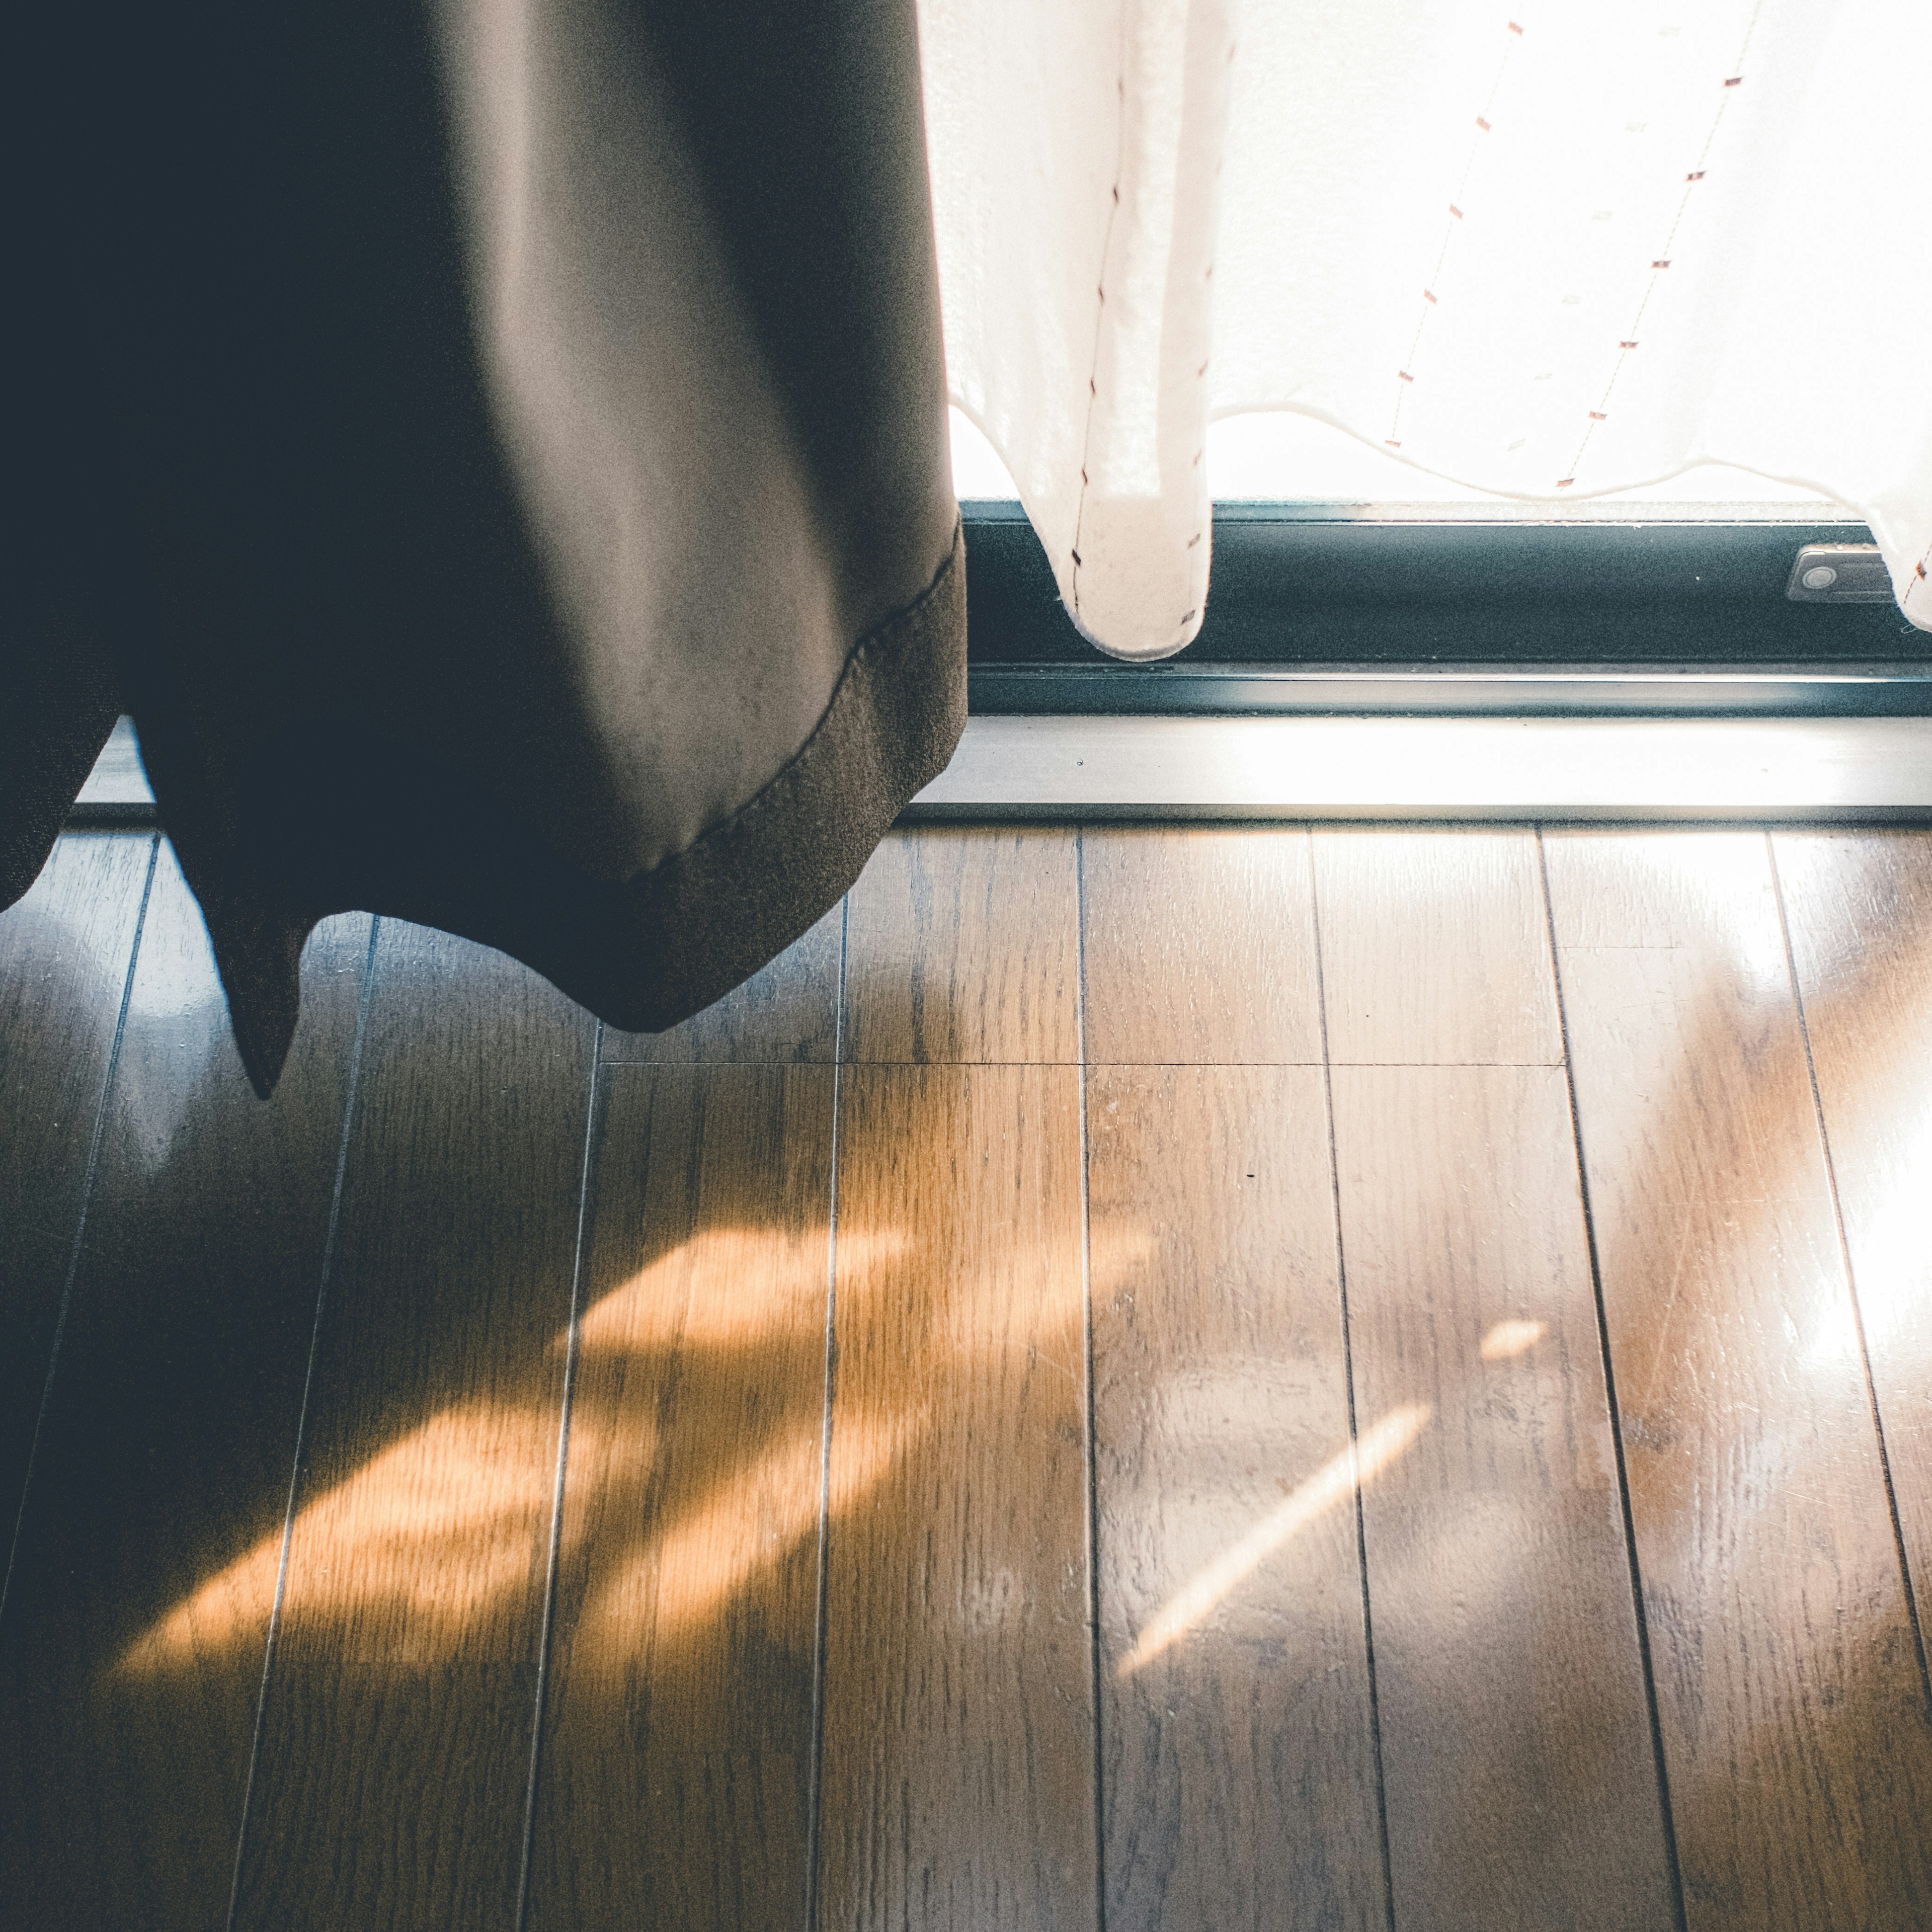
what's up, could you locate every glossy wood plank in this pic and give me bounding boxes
[842,829,1078,1063]
[1332,1062,1673,1932]
[1313,829,1561,1065]
[525,1063,834,1931]
[816,1064,1093,1929]
[1089,1063,1383,1932]
[1080,828,1323,1065]
[1546,830,1932,1932]
[0,832,154,1551]
[73,715,155,812]
[0,847,369,1930]
[602,902,843,1064]
[1775,830,1932,1622]
[230,923,597,1932]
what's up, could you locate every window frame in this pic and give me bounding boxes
[961,500,1931,718]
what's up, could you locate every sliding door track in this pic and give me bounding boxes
[968,662,1932,718]
[67,708,1932,830]
[907,713,1932,822]
[939,500,1932,818]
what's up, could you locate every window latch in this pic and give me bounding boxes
[1786,543,1894,603]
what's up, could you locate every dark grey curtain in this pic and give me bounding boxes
[3,0,964,1093]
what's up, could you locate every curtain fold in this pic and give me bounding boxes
[5,0,963,1094]
[922,0,1932,659]
[11,0,1927,1088]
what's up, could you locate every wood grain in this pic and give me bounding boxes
[1331,1062,1673,1932]
[816,1064,1094,1929]
[0,846,370,1930]
[1774,830,1932,1626]
[72,715,154,811]
[524,1063,834,1931]
[0,832,154,1549]
[14,819,1932,1931]
[1088,1063,1383,1932]
[1546,830,1932,1932]
[1313,829,1561,1065]
[602,901,843,1065]
[1080,828,1323,1065]
[230,921,596,1932]
[842,830,1078,1063]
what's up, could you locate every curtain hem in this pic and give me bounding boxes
[194,515,968,1095]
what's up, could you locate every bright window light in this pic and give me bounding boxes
[950,405,1836,510]
[950,408,1020,500]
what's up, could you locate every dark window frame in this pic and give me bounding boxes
[962,500,1931,717]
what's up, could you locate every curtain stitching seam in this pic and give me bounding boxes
[1070,22,1131,626]
[620,517,964,890]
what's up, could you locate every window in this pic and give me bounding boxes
[953,409,1925,718]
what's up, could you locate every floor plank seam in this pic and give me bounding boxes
[1305,828,1400,1932]
[837,1057,1093,1067]
[1076,828,1108,1932]
[837,1060,1574,1070]
[601,1058,840,1068]
[225,910,382,1932]
[1534,829,1691,1932]
[803,893,849,1932]
[514,1019,605,1932]
[14,821,1925,1925]
[1766,835,1932,1721]
[0,831,157,1633]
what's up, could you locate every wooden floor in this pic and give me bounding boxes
[3,825,1930,1931]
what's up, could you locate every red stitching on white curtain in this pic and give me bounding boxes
[1560,1,1766,487]
[1070,20,1234,637]
[1386,18,1524,451]
[1904,537,1932,619]
[1069,40,1131,622]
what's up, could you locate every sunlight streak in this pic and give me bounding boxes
[118,1222,932,1678]
[117,1398,559,1675]
[1808,1093,1932,1365]
[577,1401,928,1651]
[1116,1402,1432,1678]
[1480,1318,1547,1360]
[566,1225,910,1357]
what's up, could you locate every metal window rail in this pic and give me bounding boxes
[962,499,1925,711]
[936,499,1932,818]
[67,504,1932,828]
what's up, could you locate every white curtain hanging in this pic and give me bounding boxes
[920,0,1932,658]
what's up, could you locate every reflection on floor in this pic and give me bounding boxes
[3,825,1930,1932]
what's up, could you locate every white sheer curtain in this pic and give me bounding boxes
[920,0,1932,659]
